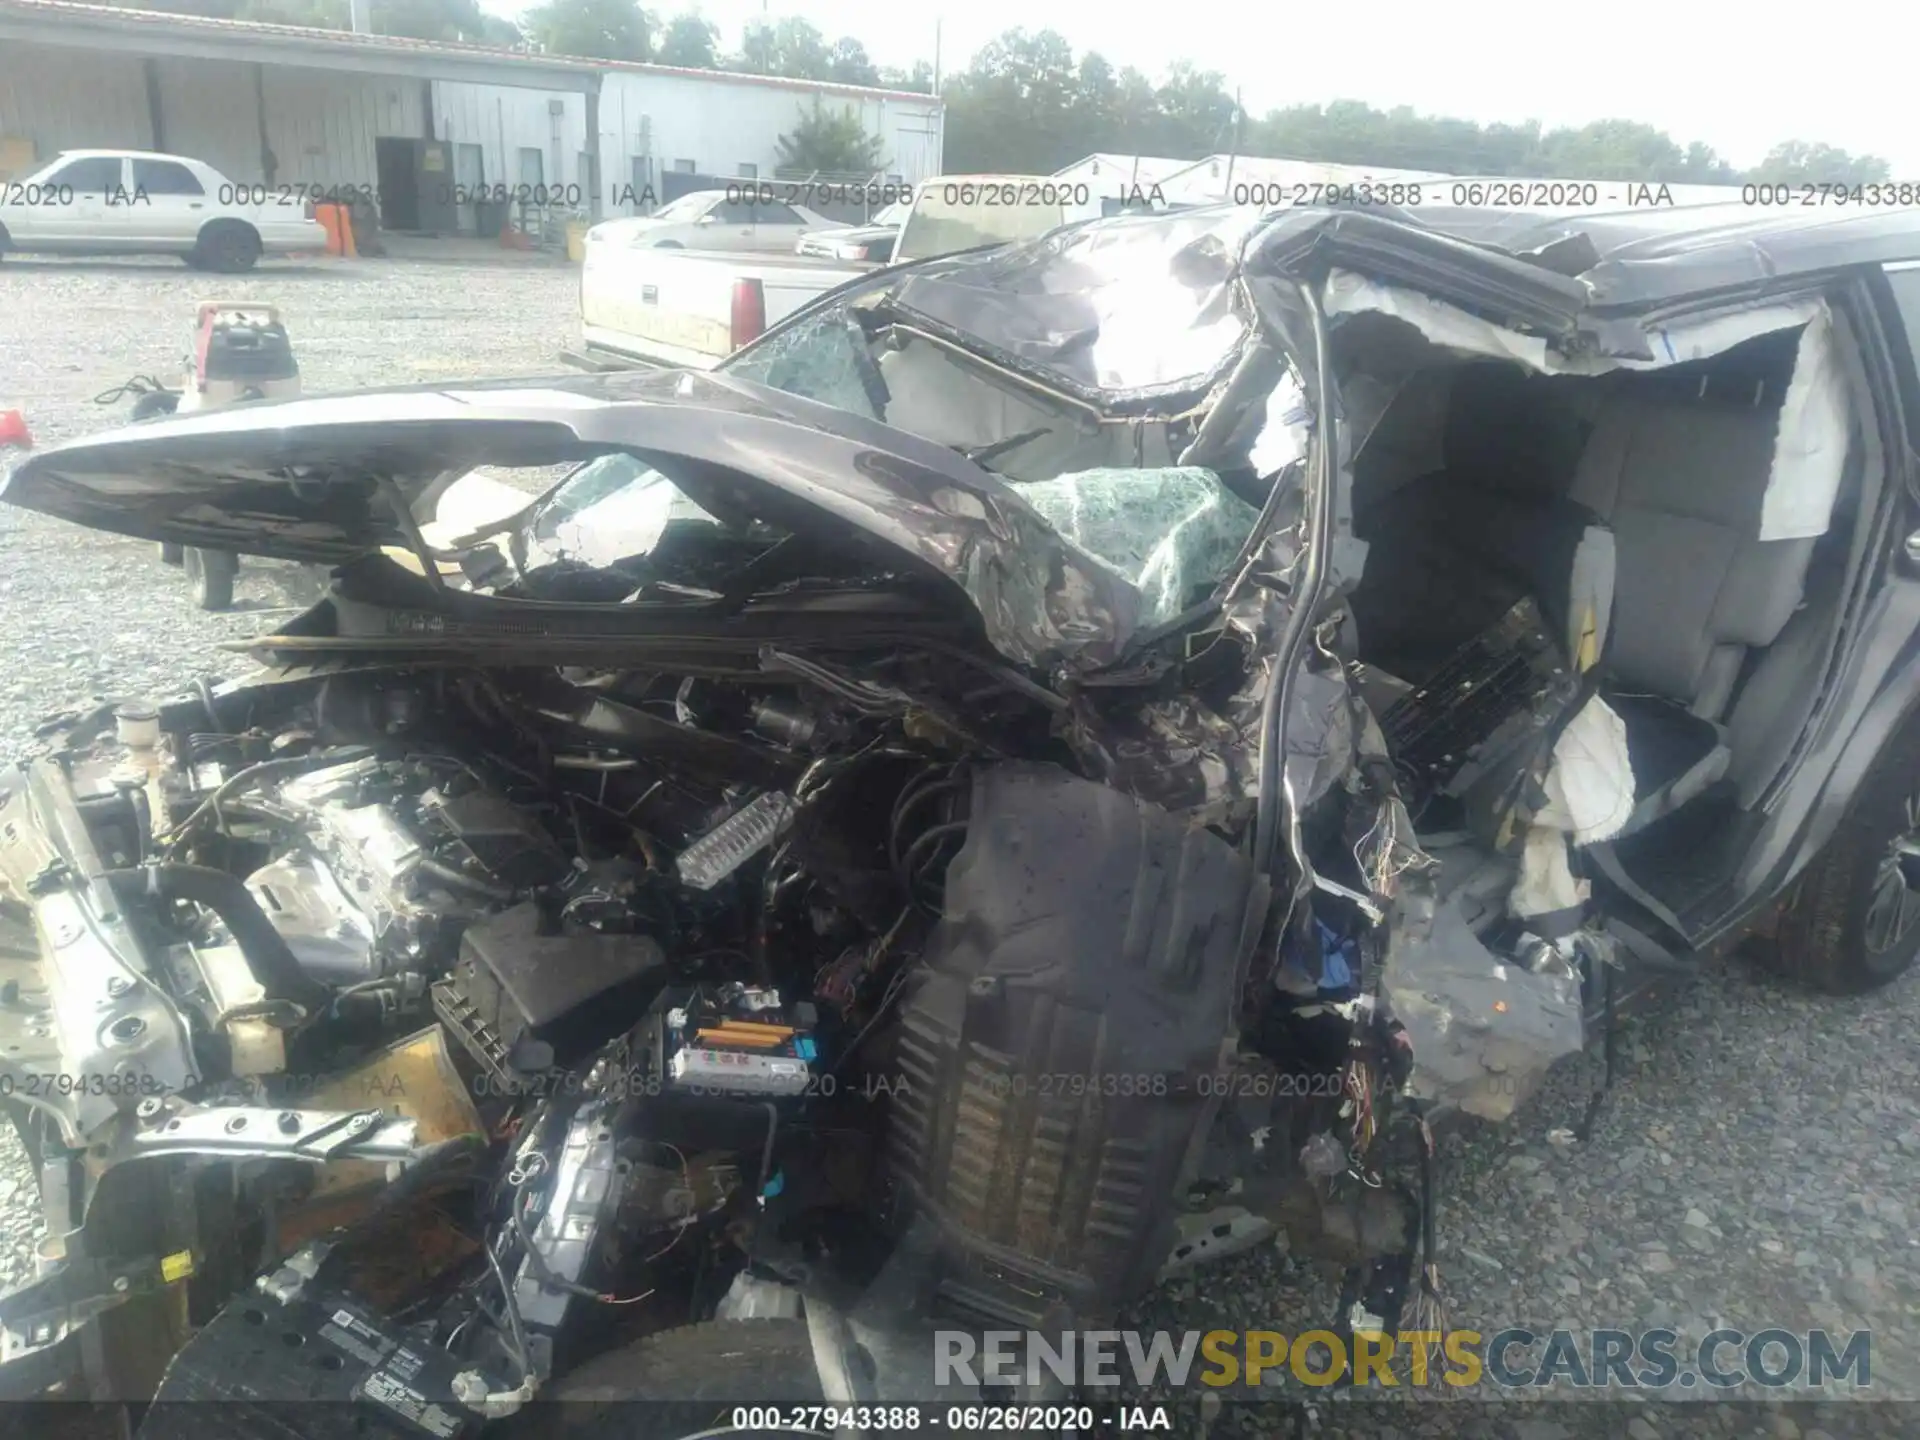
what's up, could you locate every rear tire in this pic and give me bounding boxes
[1775,708,1920,992]
[157,542,183,565]
[533,1319,824,1437]
[182,547,237,611]
[192,221,261,274]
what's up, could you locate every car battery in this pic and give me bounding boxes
[658,985,820,1098]
[138,1283,491,1440]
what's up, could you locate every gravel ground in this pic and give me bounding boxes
[2,257,1917,1437]
[1115,953,1920,1438]
[0,253,577,754]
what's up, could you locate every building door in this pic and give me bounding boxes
[455,144,484,235]
[516,147,543,232]
[375,136,419,231]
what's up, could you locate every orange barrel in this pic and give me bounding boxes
[316,203,357,257]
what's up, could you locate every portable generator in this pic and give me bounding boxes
[137,303,303,609]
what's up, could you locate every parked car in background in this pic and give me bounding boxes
[579,175,1090,371]
[584,189,832,253]
[0,149,326,271]
[797,197,911,262]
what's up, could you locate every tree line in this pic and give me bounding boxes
[112,2,1891,185]
[940,29,1890,185]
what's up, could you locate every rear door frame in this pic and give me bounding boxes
[1693,261,1920,941]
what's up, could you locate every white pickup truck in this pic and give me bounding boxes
[577,174,1093,371]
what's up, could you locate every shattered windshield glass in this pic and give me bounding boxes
[709,233,1281,630]
[720,319,1268,623]
[722,313,883,423]
[1012,467,1262,626]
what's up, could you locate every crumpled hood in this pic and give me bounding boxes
[0,369,1140,670]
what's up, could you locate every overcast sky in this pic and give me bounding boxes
[493,0,1916,173]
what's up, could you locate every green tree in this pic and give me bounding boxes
[1534,119,1688,181]
[942,28,1080,172]
[775,100,887,175]
[1110,66,1163,152]
[827,37,880,87]
[1750,141,1891,185]
[123,0,519,38]
[128,0,338,22]
[656,10,718,66]
[1678,141,1738,184]
[876,60,935,94]
[1072,53,1118,157]
[738,17,831,80]
[524,0,649,60]
[376,0,512,41]
[238,0,346,23]
[1243,99,1746,183]
[1157,60,1238,156]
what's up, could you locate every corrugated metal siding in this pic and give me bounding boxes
[152,58,257,181]
[0,43,152,166]
[432,81,587,207]
[1051,155,1192,190]
[596,71,943,217]
[265,67,423,189]
[1,46,941,217]
[876,99,942,183]
[148,60,420,187]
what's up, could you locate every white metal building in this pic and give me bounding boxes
[0,0,945,230]
[432,66,945,222]
[593,64,943,216]
[1051,153,1196,198]
[0,0,603,230]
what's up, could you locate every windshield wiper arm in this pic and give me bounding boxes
[958,427,1051,468]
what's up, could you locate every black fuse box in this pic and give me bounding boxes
[432,901,670,1082]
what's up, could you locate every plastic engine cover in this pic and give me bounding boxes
[887,762,1270,1323]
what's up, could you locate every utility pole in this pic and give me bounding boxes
[1222,87,1243,197]
[933,19,942,96]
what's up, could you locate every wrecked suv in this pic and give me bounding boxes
[4,200,1920,1429]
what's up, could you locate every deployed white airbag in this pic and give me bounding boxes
[1759,303,1849,541]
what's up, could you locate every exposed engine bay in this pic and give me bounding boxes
[0,648,1301,1423]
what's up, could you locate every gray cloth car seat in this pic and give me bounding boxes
[1567,389,1817,832]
